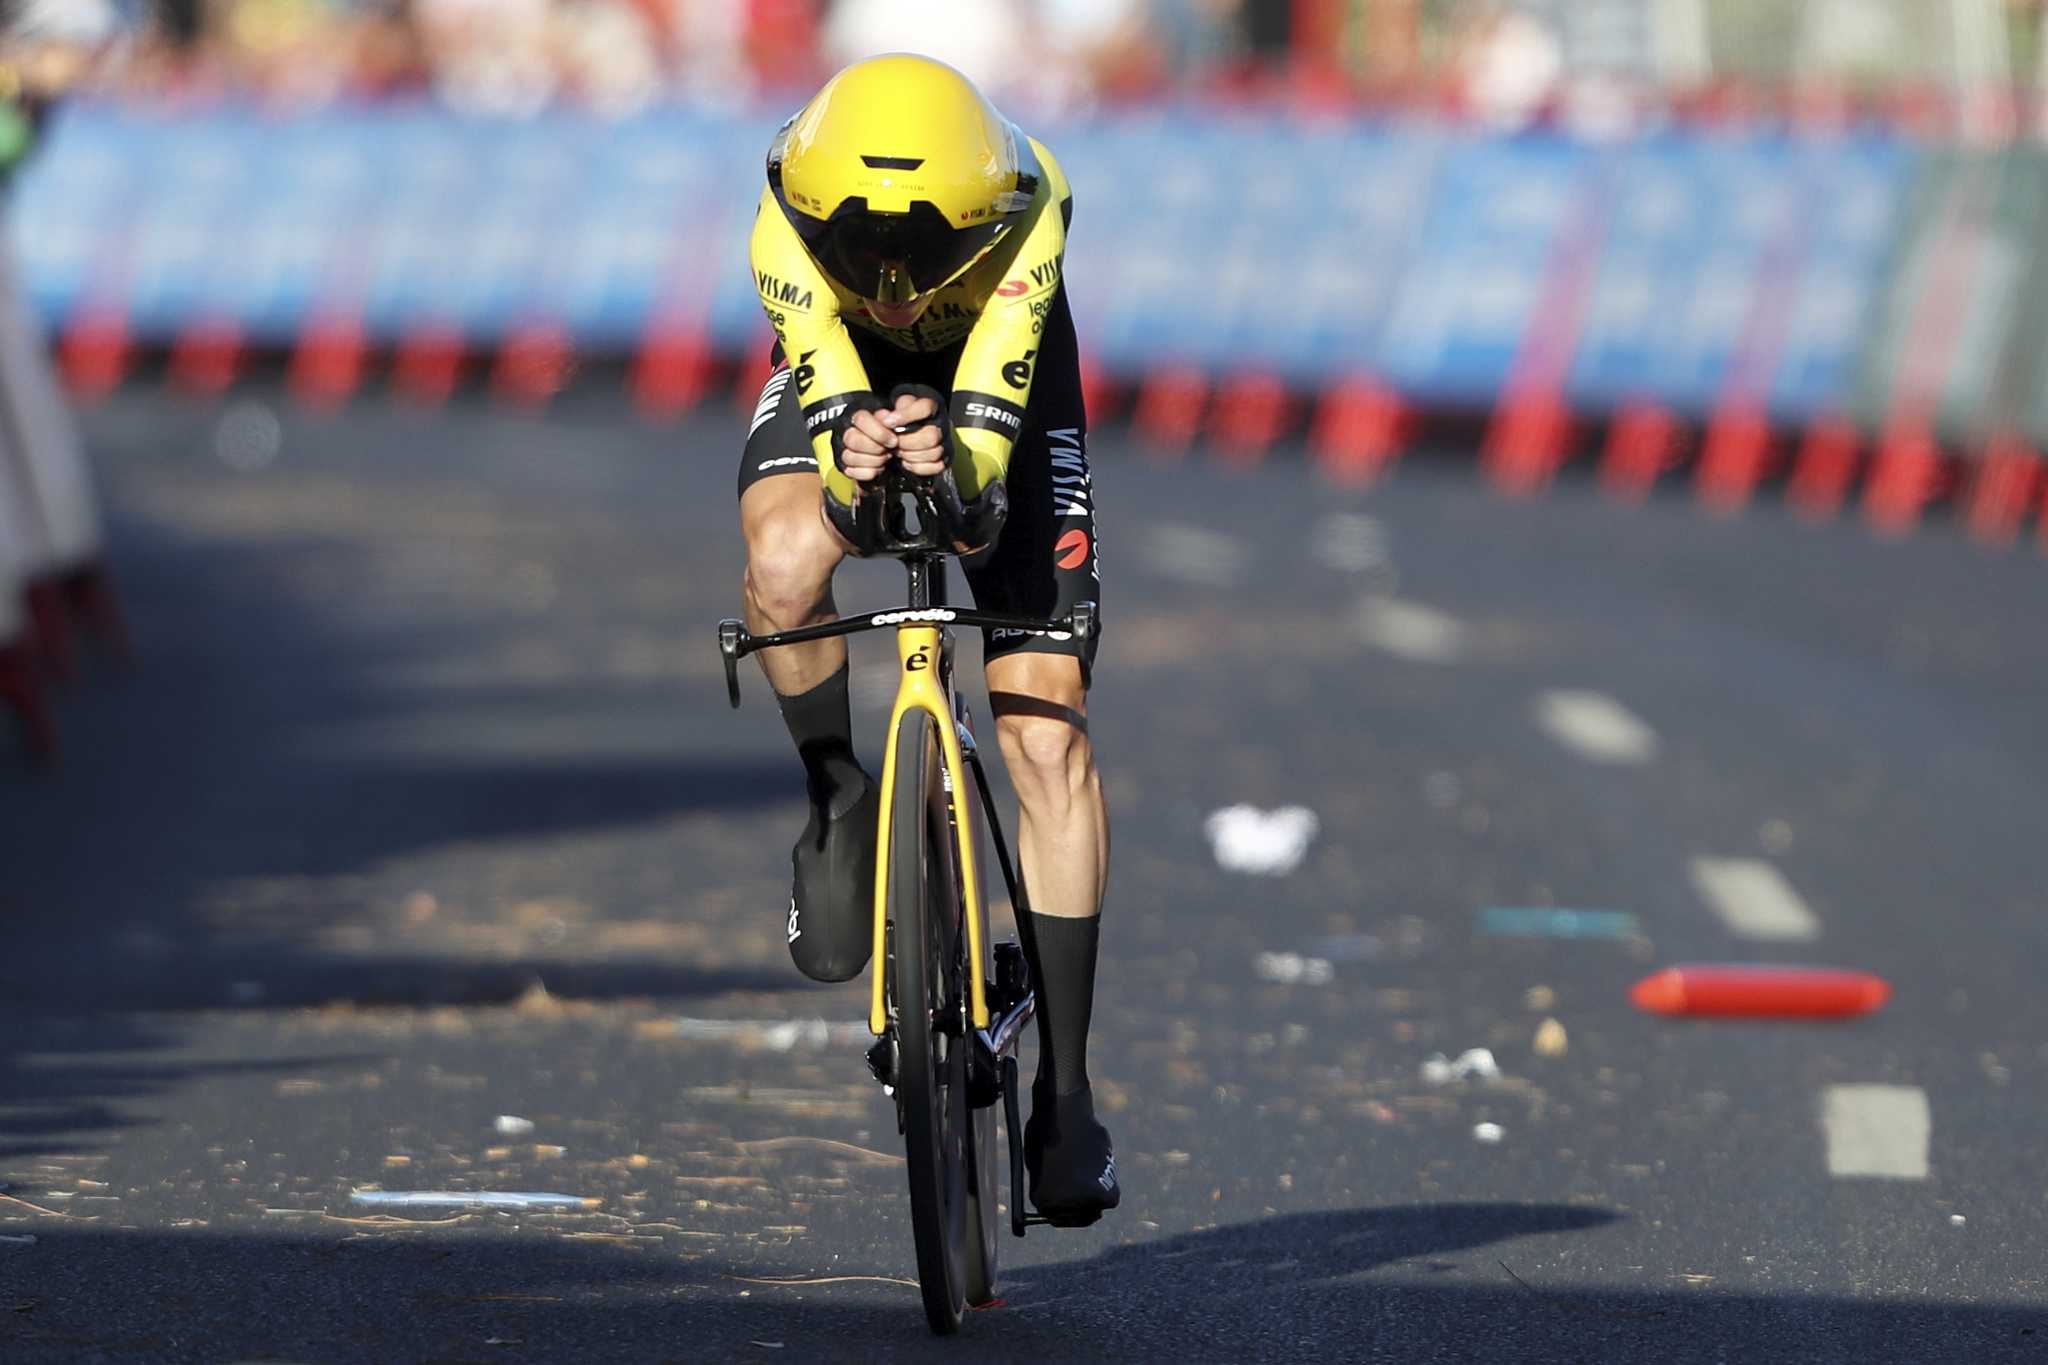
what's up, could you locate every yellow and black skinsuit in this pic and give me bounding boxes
[736,137,1099,673]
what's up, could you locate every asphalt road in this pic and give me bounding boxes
[2,389,2045,1363]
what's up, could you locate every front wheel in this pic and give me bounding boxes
[890,710,971,1334]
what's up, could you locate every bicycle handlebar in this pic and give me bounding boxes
[716,600,1097,709]
[833,463,1006,559]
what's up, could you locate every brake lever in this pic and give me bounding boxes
[1067,600,1098,643]
[717,619,748,708]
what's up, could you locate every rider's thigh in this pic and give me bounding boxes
[984,652,1088,720]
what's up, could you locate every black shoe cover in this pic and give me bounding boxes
[1024,1081,1120,1226]
[787,780,878,983]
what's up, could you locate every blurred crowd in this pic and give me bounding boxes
[9,0,2048,131]
[6,0,1290,115]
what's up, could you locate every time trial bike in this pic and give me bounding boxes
[718,469,1097,1334]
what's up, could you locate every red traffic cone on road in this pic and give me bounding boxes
[1631,965,1891,1018]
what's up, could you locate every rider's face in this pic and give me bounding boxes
[867,296,932,328]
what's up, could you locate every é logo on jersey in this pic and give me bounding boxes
[1002,349,1036,390]
[793,350,817,395]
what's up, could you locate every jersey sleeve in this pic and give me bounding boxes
[947,142,1071,500]
[748,189,872,507]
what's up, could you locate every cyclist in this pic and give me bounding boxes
[738,53,1117,1226]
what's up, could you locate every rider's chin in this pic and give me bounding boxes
[870,298,930,328]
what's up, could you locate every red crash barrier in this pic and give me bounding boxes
[1598,399,1683,504]
[1310,373,1407,487]
[1130,366,1209,455]
[1207,371,1291,465]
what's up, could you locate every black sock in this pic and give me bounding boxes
[774,665,867,817]
[1020,910,1100,1097]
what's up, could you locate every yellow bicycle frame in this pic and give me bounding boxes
[868,624,991,1037]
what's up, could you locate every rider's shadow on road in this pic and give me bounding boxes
[1002,1202,1618,1314]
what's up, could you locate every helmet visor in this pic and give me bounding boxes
[791,198,1011,306]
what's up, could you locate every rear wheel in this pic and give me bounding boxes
[890,710,971,1334]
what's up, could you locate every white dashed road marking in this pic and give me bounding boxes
[1356,599,1468,663]
[1688,856,1821,941]
[1533,690,1660,764]
[1822,1085,1930,1179]
[1135,523,1248,588]
[1310,513,1392,574]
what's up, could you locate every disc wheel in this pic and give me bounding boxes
[890,710,972,1334]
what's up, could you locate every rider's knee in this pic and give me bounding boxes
[744,525,835,627]
[996,710,1094,812]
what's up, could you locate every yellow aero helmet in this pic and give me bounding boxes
[768,54,1040,307]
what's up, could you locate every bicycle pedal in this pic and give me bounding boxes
[865,1035,896,1093]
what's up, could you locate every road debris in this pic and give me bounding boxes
[1533,1018,1569,1057]
[1950,1215,1966,1227]
[1307,933,1385,963]
[666,1018,870,1049]
[349,1190,600,1211]
[730,1274,918,1289]
[734,1136,902,1164]
[1472,1122,1505,1144]
[1252,952,1334,986]
[1480,908,1641,940]
[494,1115,536,1136]
[1204,805,1318,875]
[1421,1048,1502,1084]
[1631,965,1891,1017]
[0,1194,71,1219]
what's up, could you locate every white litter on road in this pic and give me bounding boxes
[1532,690,1660,765]
[1356,599,1468,663]
[1135,523,1249,588]
[1472,1122,1505,1144]
[493,1115,536,1136]
[670,1018,872,1050]
[1821,1084,1930,1180]
[1205,805,1319,875]
[1252,952,1334,986]
[1422,1048,1502,1085]
[1688,857,1822,942]
[349,1190,600,1210]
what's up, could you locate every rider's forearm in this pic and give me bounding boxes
[948,424,1013,503]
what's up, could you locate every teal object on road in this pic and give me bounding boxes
[1479,908,1641,940]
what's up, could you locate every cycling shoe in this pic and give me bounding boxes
[1024,1081,1120,1227]
[787,779,878,983]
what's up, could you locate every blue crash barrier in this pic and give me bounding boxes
[6,102,1918,421]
